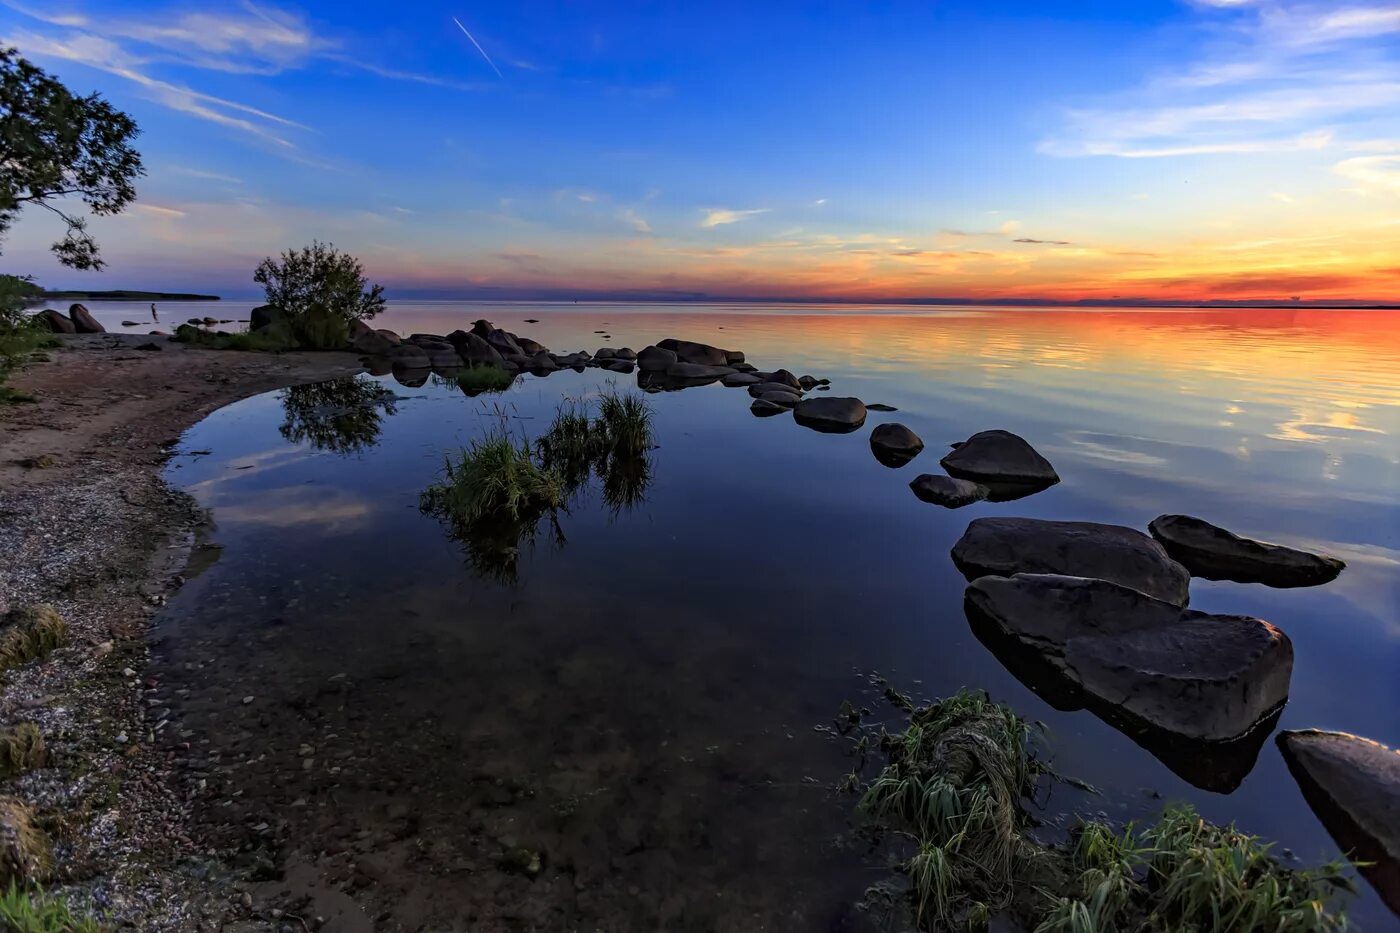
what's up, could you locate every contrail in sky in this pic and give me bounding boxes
[452,16,503,78]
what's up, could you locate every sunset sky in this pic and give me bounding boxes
[3,0,1399,303]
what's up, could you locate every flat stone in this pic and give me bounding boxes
[1149,514,1345,588]
[755,390,799,409]
[869,423,924,467]
[910,474,987,508]
[748,382,800,399]
[1278,729,1400,916]
[656,339,732,366]
[941,429,1058,486]
[721,372,762,387]
[951,517,1192,607]
[793,397,866,434]
[750,398,788,417]
[665,362,733,380]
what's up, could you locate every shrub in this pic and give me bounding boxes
[0,883,103,932]
[254,241,385,331]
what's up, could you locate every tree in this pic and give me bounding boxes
[254,241,386,324]
[0,48,143,271]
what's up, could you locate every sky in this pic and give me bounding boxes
[2,0,1399,303]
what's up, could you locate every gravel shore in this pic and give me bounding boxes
[0,334,362,930]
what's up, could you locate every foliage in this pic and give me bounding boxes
[254,241,386,327]
[0,275,42,330]
[839,685,1354,932]
[0,48,143,270]
[0,605,68,672]
[278,377,397,455]
[0,884,103,932]
[422,427,564,528]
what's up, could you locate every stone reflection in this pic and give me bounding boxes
[278,376,398,455]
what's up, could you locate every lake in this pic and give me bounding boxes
[92,301,1398,929]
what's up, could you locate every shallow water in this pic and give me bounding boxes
[143,302,1400,929]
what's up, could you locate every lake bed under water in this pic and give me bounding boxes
[118,302,1398,929]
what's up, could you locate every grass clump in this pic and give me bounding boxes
[596,386,653,457]
[840,685,1354,932]
[0,884,103,932]
[0,800,51,888]
[449,364,518,396]
[0,727,45,779]
[0,607,67,674]
[1037,806,1352,932]
[422,429,564,527]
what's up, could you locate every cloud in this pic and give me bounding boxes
[168,166,243,184]
[813,198,828,206]
[999,220,1021,234]
[1334,154,1400,195]
[619,208,652,234]
[1013,237,1072,245]
[1041,2,1400,160]
[700,208,770,228]
[134,204,187,218]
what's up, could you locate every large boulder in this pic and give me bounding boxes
[656,338,731,366]
[34,310,74,334]
[968,574,1292,742]
[636,345,677,372]
[793,397,867,434]
[1148,514,1345,588]
[426,347,464,371]
[529,351,559,372]
[249,304,281,331]
[389,344,431,369]
[485,329,524,358]
[614,347,637,361]
[941,430,1058,486]
[952,517,1192,607]
[759,369,801,391]
[375,329,402,347]
[1278,730,1400,916]
[665,362,733,380]
[349,320,395,355]
[450,331,505,367]
[910,474,987,508]
[552,351,591,368]
[869,423,924,467]
[68,303,104,334]
[516,336,546,356]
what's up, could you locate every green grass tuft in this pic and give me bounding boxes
[0,884,103,932]
[421,429,564,527]
[0,606,68,674]
[0,726,46,779]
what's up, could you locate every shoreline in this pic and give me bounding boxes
[0,334,362,928]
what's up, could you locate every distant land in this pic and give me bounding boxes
[40,290,221,302]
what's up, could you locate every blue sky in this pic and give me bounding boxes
[3,0,1398,300]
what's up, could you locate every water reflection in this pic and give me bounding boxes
[278,376,397,454]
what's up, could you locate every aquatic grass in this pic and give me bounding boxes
[595,386,653,458]
[421,429,564,527]
[449,364,518,395]
[842,686,1353,932]
[0,884,103,932]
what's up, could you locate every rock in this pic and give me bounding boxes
[201,316,219,326]
[120,319,140,327]
[529,351,559,372]
[0,797,50,886]
[68,304,104,333]
[605,360,635,373]
[595,348,617,360]
[1148,514,1345,588]
[374,329,402,347]
[721,372,761,387]
[665,362,733,380]
[732,362,757,373]
[755,390,799,409]
[552,351,591,368]
[656,338,732,366]
[636,345,678,372]
[750,398,787,417]
[485,329,524,357]
[426,347,464,371]
[1278,730,1400,916]
[724,349,745,365]
[748,382,800,400]
[389,344,431,369]
[869,423,924,467]
[910,474,987,508]
[449,331,505,367]
[350,324,398,355]
[516,336,547,356]
[967,574,1292,742]
[407,333,447,346]
[470,318,495,339]
[951,517,1192,607]
[868,403,897,412]
[761,369,801,390]
[941,429,1058,486]
[798,375,818,390]
[33,310,74,334]
[793,397,867,434]
[249,305,280,330]
[615,347,637,360]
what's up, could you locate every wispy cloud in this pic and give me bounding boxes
[700,208,770,228]
[620,207,652,234]
[1040,2,1400,160]
[1334,154,1400,195]
[168,166,243,184]
[1014,237,1072,246]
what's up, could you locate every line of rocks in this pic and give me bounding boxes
[33,303,106,335]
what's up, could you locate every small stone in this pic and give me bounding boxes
[241,696,254,705]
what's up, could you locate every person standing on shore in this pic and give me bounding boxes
[151,302,158,322]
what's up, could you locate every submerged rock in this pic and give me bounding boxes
[750,398,788,417]
[793,397,867,434]
[941,429,1058,487]
[748,383,799,400]
[867,403,898,412]
[636,345,678,372]
[721,372,762,387]
[1148,514,1345,588]
[967,574,1292,742]
[1278,729,1400,917]
[68,304,104,334]
[952,517,1192,607]
[869,423,924,467]
[910,474,988,508]
[754,390,799,409]
[665,362,733,380]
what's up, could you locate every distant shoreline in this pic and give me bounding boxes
[39,290,221,302]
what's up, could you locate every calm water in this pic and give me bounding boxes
[127,302,1399,929]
